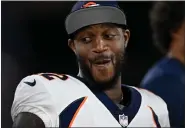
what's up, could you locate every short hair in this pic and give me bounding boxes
[149,1,185,54]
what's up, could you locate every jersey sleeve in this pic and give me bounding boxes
[11,75,59,127]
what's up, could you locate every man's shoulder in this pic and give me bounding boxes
[22,72,76,81]
[130,86,166,105]
[143,57,185,83]
[143,58,170,80]
[15,73,88,103]
[12,73,89,126]
[20,73,84,87]
[124,85,167,110]
[125,85,169,122]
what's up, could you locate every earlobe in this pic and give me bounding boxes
[124,29,130,48]
[124,42,128,49]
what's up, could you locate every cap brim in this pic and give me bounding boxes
[65,6,127,35]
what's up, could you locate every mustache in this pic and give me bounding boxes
[76,51,125,66]
[89,54,113,63]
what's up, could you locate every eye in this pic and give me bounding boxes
[103,34,116,40]
[80,37,92,44]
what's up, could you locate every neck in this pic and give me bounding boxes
[78,70,123,104]
[167,41,185,65]
[167,22,185,65]
[104,76,122,104]
[167,52,185,65]
[77,70,84,78]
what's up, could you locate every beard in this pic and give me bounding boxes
[76,50,126,91]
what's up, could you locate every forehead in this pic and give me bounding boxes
[70,23,125,39]
[73,23,123,38]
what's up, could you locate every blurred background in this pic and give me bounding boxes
[1,1,163,128]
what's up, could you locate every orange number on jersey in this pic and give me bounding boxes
[40,73,68,81]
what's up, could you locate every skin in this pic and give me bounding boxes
[167,21,185,65]
[68,23,130,103]
[13,112,45,128]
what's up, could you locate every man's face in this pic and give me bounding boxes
[178,22,185,57]
[69,23,130,90]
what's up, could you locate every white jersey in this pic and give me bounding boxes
[11,73,170,127]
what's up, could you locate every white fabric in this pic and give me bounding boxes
[11,73,170,127]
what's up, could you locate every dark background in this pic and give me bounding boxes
[2,1,163,128]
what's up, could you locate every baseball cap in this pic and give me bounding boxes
[65,1,127,35]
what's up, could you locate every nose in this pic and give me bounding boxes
[92,36,108,53]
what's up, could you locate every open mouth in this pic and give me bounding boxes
[93,59,111,66]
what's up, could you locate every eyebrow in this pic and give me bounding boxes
[70,23,125,39]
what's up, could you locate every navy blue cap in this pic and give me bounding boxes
[65,1,127,35]
[71,1,120,12]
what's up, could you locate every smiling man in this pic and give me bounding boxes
[69,23,127,92]
[11,1,170,128]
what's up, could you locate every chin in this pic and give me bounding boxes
[92,70,115,85]
[94,74,113,83]
[91,75,116,91]
[84,68,119,91]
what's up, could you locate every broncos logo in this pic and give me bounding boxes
[82,2,100,8]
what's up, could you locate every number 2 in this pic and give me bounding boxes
[39,73,68,81]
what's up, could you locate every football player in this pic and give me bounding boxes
[11,1,170,128]
[141,2,185,127]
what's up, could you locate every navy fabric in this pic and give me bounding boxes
[148,106,161,128]
[71,1,120,12]
[59,97,86,128]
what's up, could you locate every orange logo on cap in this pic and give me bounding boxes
[82,2,99,8]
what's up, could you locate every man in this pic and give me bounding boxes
[11,1,170,128]
[141,1,185,127]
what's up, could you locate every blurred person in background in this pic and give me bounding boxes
[11,1,170,128]
[141,1,185,127]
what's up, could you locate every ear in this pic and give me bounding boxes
[123,29,130,48]
[171,22,185,40]
[68,39,76,54]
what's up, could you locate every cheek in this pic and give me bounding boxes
[76,47,91,65]
[112,37,124,47]
[109,42,125,63]
[75,43,92,54]
[76,45,87,56]
[110,41,125,54]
